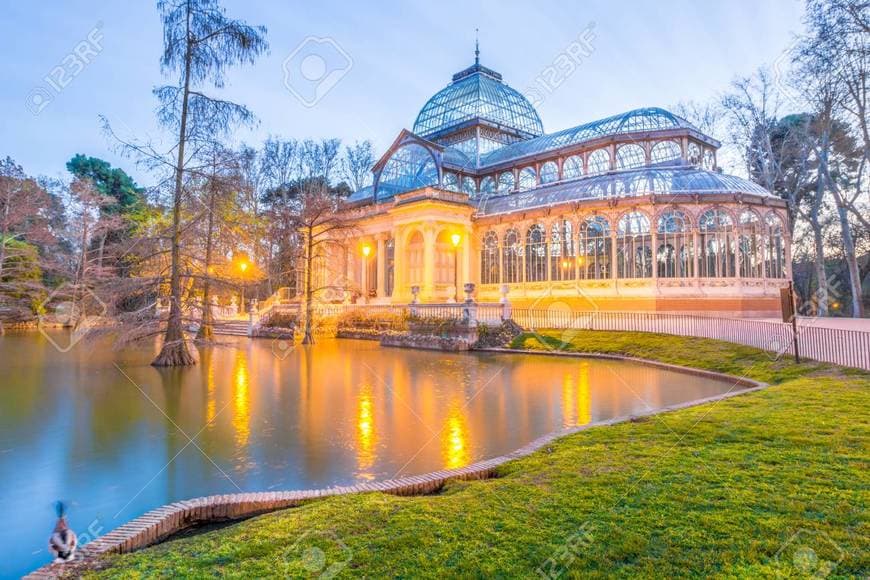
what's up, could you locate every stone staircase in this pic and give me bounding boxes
[213,320,250,337]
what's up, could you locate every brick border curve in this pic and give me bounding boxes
[26,350,766,578]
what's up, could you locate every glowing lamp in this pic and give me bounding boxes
[361,244,372,257]
[450,233,461,247]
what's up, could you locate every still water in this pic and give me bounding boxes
[0,331,741,576]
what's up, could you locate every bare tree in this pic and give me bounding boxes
[151,0,267,366]
[295,189,355,345]
[341,140,375,192]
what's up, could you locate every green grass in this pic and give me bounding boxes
[89,331,868,578]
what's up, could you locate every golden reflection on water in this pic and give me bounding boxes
[232,349,250,447]
[205,353,217,426]
[356,382,377,478]
[561,362,592,427]
[443,401,470,469]
[577,361,591,426]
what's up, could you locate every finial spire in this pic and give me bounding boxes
[474,28,480,65]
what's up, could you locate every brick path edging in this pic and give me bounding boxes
[25,352,767,579]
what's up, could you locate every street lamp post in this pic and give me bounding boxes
[237,258,250,315]
[450,233,461,303]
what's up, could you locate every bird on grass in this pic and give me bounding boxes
[48,501,77,563]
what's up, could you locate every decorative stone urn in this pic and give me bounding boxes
[463,283,476,303]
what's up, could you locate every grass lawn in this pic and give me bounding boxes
[87,331,868,578]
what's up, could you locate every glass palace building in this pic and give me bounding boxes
[331,56,791,316]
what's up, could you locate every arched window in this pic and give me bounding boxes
[480,231,500,285]
[616,144,646,170]
[407,230,424,285]
[738,210,764,278]
[656,210,693,277]
[699,208,735,277]
[461,176,476,196]
[525,224,548,282]
[687,143,702,165]
[518,167,537,191]
[540,161,559,184]
[703,149,715,170]
[550,220,575,281]
[578,216,611,280]
[378,143,438,196]
[562,155,584,180]
[587,149,611,174]
[650,141,682,166]
[435,230,457,285]
[502,229,522,283]
[617,212,652,278]
[480,176,496,195]
[765,212,786,278]
[498,171,515,193]
[442,172,459,191]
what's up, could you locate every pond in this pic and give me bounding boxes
[0,331,744,576]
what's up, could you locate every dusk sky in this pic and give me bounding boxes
[2,1,805,185]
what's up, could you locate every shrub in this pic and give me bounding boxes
[262,312,298,329]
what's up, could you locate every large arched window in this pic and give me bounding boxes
[657,210,693,278]
[587,149,611,174]
[435,230,457,285]
[540,161,559,184]
[526,224,548,282]
[617,212,652,278]
[442,172,459,191]
[518,167,537,191]
[503,229,522,283]
[562,155,584,180]
[461,176,476,196]
[480,231,500,285]
[765,212,786,278]
[699,208,735,277]
[738,210,764,278]
[550,220,575,281]
[578,216,610,279]
[480,176,496,195]
[378,143,438,196]
[498,171,515,193]
[616,144,646,170]
[407,230,424,285]
[650,141,682,166]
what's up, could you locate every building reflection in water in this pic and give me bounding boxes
[560,361,592,428]
[356,382,377,478]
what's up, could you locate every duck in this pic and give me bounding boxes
[48,501,77,563]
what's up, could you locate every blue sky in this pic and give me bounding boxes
[1,1,805,185]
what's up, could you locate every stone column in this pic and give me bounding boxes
[462,226,473,287]
[392,226,403,301]
[423,222,436,301]
[376,234,387,298]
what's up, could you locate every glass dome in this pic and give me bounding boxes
[413,63,544,138]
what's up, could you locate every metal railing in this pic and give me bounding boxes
[511,309,870,371]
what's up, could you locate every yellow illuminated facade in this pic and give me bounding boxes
[317,56,792,317]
